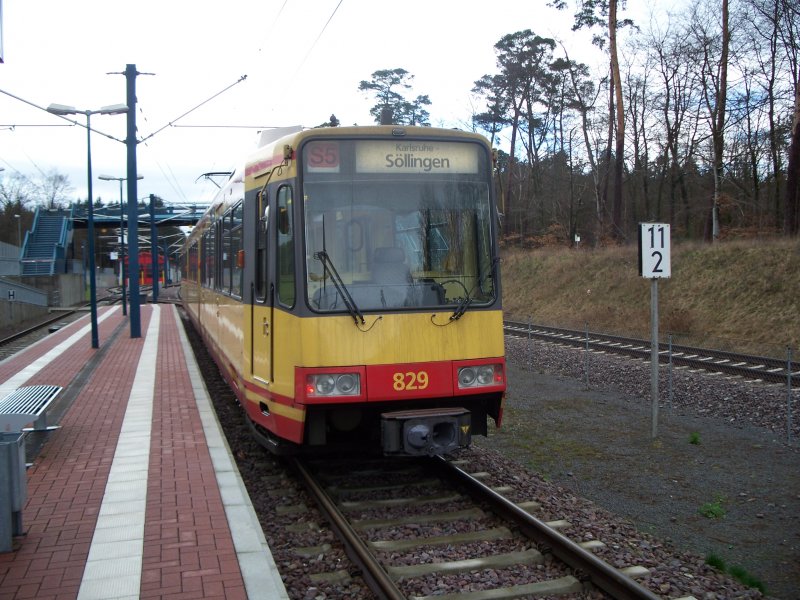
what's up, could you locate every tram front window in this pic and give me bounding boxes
[304,178,496,312]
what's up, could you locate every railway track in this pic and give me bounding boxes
[0,285,182,353]
[0,309,87,359]
[0,291,133,358]
[504,320,798,386]
[176,305,768,599]
[290,455,662,600]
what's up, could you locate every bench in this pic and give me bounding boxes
[0,385,63,433]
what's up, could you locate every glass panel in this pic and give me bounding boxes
[230,202,243,298]
[304,174,495,312]
[221,213,232,292]
[255,191,269,301]
[277,186,295,307]
[204,228,215,289]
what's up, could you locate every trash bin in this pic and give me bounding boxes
[0,432,27,552]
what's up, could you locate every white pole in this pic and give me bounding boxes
[651,278,659,438]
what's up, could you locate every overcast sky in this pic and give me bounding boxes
[1,0,674,207]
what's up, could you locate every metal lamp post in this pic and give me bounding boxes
[98,174,142,317]
[47,103,128,349]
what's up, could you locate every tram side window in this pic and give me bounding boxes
[200,237,205,285]
[221,213,232,292]
[188,241,199,283]
[276,185,295,307]
[204,228,215,289]
[255,191,269,302]
[230,201,243,298]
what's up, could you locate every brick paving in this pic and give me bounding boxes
[142,306,246,600]
[0,303,277,600]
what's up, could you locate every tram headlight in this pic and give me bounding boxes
[458,367,477,387]
[336,373,358,394]
[457,363,504,389]
[306,373,361,397]
[315,375,336,395]
[477,365,494,385]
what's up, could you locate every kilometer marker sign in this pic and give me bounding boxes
[638,223,671,278]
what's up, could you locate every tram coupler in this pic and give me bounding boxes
[380,407,471,456]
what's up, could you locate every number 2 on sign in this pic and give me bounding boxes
[393,371,429,391]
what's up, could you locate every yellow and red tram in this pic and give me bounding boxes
[181,125,506,456]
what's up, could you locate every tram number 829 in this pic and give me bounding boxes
[393,371,430,391]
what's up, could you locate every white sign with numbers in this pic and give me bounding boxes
[639,223,671,279]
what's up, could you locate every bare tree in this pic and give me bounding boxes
[39,169,74,209]
[608,0,626,240]
[778,0,800,234]
[554,48,606,234]
[0,172,37,212]
[688,0,730,241]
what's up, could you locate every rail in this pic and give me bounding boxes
[431,456,662,600]
[505,320,799,385]
[289,457,406,600]
[293,455,662,600]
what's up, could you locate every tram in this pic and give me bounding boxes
[181,125,506,456]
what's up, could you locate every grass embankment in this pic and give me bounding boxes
[501,238,800,357]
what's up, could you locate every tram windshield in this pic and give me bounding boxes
[303,138,497,313]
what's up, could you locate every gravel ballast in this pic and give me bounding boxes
[480,336,799,600]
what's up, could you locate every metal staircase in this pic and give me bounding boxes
[19,207,74,276]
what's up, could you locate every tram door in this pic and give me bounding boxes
[252,187,273,383]
[252,184,295,384]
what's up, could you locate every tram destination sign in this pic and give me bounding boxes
[356,141,479,174]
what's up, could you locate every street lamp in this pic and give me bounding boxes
[47,103,128,349]
[13,214,20,248]
[98,174,142,317]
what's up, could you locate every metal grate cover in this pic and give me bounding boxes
[0,385,63,432]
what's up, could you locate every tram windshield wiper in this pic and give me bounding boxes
[314,251,365,325]
[450,256,500,321]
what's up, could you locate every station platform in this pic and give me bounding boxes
[0,303,289,600]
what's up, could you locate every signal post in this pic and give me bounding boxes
[638,223,671,438]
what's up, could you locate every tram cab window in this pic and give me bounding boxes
[302,139,496,313]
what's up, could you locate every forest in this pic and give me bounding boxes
[359,0,799,246]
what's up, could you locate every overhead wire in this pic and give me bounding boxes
[138,75,248,144]
[134,74,249,203]
[130,0,296,204]
[293,0,345,77]
[0,87,126,144]
[259,0,290,53]
[134,104,190,203]
[129,1,291,204]
[5,2,343,207]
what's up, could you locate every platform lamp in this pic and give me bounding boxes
[46,103,128,349]
[98,174,142,317]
